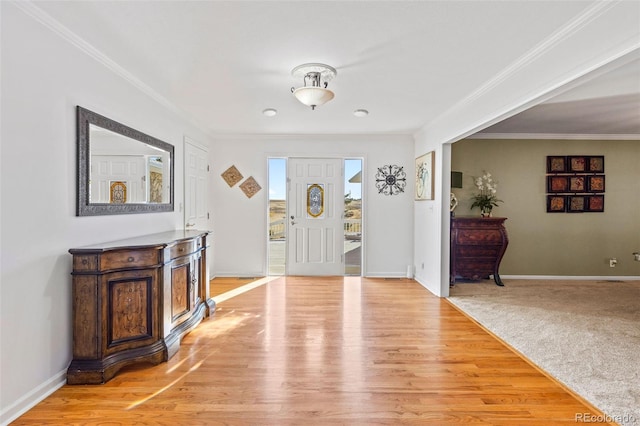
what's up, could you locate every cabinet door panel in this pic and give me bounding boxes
[102,269,158,356]
[109,278,153,345]
[171,263,190,322]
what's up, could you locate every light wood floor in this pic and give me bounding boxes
[210,276,262,297]
[13,277,614,425]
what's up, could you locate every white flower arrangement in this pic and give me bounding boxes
[471,171,502,215]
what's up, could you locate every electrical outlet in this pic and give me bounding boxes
[609,258,617,268]
[633,252,640,262]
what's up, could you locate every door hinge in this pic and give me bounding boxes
[207,212,210,219]
[341,254,344,263]
[207,165,210,172]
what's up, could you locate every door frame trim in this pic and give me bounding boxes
[266,155,365,277]
[183,136,209,229]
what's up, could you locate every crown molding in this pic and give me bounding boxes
[467,133,640,141]
[210,133,415,142]
[416,1,638,146]
[436,1,619,120]
[11,1,214,138]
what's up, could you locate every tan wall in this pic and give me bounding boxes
[451,139,640,276]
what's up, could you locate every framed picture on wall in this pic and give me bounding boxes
[546,195,567,212]
[568,156,587,172]
[569,176,586,192]
[545,154,605,214]
[547,176,569,193]
[415,151,434,200]
[588,156,605,173]
[588,175,605,192]
[586,195,605,212]
[547,156,567,173]
[567,195,587,212]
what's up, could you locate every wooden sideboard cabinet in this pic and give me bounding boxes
[450,217,509,286]
[67,230,215,384]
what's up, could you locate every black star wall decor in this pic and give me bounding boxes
[375,165,407,195]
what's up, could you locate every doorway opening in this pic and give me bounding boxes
[344,159,362,276]
[267,157,363,276]
[268,158,286,275]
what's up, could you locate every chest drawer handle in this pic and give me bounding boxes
[127,257,135,262]
[178,247,184,252]
[81,259,88,265]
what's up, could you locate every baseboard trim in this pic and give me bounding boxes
[502,275,640,281]
[1,369,66,425]
[214,272,265,278]
[363,273,407,278]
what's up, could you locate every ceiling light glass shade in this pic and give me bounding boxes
[292,87,335,110]
[291,63,337,110]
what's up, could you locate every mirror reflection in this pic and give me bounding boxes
[77,106,174,216]
[89,125,171,204]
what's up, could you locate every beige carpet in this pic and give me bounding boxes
[448,279,640,426]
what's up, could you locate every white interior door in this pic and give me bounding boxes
[287,158,344,275]
[184,139,209,230]
[91,155,145,203]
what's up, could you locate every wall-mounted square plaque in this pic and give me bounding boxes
[221,165,243,187]
[239,176,261,198]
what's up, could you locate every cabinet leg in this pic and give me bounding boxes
[204,298,216,317]
[494,274,504,286]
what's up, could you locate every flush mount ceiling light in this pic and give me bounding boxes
[290,63,337,110]
[353,109,369,117]
[262,108,277,117]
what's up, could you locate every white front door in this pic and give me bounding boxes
[91,155,146,203]
[287,158,344,275]
[184,139,209,230]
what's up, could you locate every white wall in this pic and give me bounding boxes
[0,4,213,423]
[411,143,448,296]
[413,2,640,297]
[209,135,415,278]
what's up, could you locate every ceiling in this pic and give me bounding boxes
[478,57,640,137]
[31,1,640,138]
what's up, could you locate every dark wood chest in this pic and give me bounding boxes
[450,217,509,286]
[67,230,215,384]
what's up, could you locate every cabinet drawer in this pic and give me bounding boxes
[100,249,158,270]
[456,260,496,272]
[73,255,98,272]
[170,238,202,259]
[456,246,500,257]
[455,270,492,280]
[456,229,503,244]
